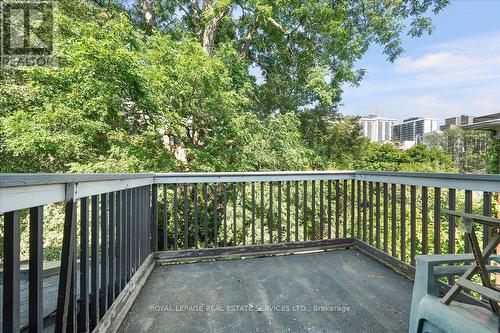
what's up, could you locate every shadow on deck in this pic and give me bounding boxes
[119,249,413,332]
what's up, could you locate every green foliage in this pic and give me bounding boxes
[355,143,455,172]
[424,128,494,173]
[0,0,467,263]
[148,0,450,114]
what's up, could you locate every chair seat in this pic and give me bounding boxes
[416,295,498,333]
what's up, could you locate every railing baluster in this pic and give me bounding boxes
[294,181,299,242]
[241,183,245,245]
[375,182,381,249]
[116,192,121,295]
[151,184,158,252]
[233,183,237,246]
[100,193,108,317]
[447,188,457,284]
[69,213,77,333]
[184,184,189,249]
[3,210,21,333]
[90,195,99,328]
[252,182,256,244]
[464,189,472,253]
[369,181,374,245]
[163,185,168,250]
[391,184,397,257]
[351,179,355,238]
[223,184,227,246]
[483,192,492,249]
[260,182,265,244]
[434,187,441,254]
[29,206,43,333]
[203,183,208,248]
[286,181,290,242]
[79,198,90,332]
[127,189,132,280]
[343,179,348,238]
[311,180,316,240]
[335,180,340,239]
[448,189,456,255]
[108,192,115,306]
[278,181,282,242]
[194,184,199,247]
[140,188,143,263]
[261,182,265,244]
[400,184,406,262]
[319,180,324,239]
[303,180,307,241]
[173,184,179,249]
[120,190,126,290]
[410,185,416,266]
[421,186,428,255]
[135,189,140,265]
[269,181,273,243]
[357,180,361,239]
[362,181,367,242]
[383,183,388,252]
[328,180,332,239]
[134,188,139,271]
[214,184,219,246]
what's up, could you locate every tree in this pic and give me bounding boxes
[124,0,449,115]
[355,142,455,172]
[424,128,493,173]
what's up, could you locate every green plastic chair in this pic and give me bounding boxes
[409,254,500,333]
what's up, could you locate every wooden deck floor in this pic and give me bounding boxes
[119,249,413,332]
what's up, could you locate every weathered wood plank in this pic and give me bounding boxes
[155,238,354,264]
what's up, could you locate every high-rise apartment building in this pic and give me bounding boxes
[359,115,397,143]
[392,117,438,144]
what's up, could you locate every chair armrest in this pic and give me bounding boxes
[434,265,500,277]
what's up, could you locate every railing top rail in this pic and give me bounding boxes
[155,170,355,177]
[0,173,155,188]
[355,171,500,182]
[153,170,356,184]
[355,171,500,192]
[2,170,500,188]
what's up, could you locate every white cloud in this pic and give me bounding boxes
[395,52,472,73]
[341,31,500,123]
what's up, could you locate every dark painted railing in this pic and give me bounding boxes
[1,171,499,332]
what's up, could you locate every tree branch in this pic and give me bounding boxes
[239,19,259,60]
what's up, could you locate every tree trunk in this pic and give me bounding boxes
[200,1,226,55]
[141,0,156,33]
[202,18,220,55]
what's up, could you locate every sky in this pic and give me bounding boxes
[340,0,500,125]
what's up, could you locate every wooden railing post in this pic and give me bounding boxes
[55,183,77,333]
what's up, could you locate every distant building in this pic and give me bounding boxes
[359,115,397,143]
[472,112,500,125]
[462,112,500,173]
[392,117,438,148]
[440,115,474,131]
[462,112,500,139]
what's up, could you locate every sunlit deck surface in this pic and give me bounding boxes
[119,249,412,332]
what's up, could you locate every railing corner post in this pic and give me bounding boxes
[55,183,77,333]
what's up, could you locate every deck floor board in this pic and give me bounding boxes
[119,249,412,333]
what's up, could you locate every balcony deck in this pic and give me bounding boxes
[2,171,498,332]
[119,249,413,332]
